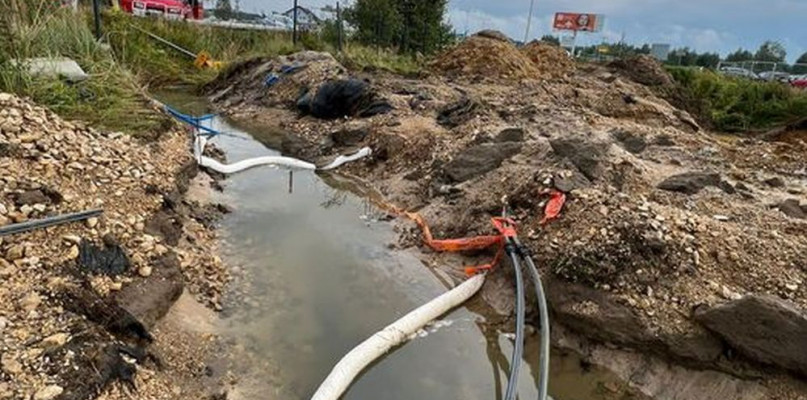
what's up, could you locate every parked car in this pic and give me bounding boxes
[791,75,807,89]
[758,71,790,82]
[120,0,202,20]
[719,66,759,80]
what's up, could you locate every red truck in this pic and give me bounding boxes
[120,0,203,20]
[791,76,807,89]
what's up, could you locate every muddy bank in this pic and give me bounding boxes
[206,35,807,399]
[0,93,231,399]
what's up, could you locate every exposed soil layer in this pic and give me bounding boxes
[429,33,541,81]
[0,93,230,399]
[208,44,807,399]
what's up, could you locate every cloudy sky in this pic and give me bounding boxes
[233,0,807,62]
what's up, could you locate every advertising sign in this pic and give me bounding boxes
[553,12,602,32]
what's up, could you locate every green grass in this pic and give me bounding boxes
[103,12,299,85]
[104,12,422,82]
[0,6,170,136]
[337,44,422,76]
[668,67,807,132]
[0,4,421,135]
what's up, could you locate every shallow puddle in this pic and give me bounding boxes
[157,92,637,400]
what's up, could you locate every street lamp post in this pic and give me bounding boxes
[524,0,536,44]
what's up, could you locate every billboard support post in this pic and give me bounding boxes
[570,30,578,57]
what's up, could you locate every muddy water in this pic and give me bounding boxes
[158,93,633,400]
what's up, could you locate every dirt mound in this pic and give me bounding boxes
[522,41,575,77]
[609,55,675,87]
[430,35,540,81]
[475,29,512,43]
[207,51,347,109]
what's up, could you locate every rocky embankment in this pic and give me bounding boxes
[207,31,807,400]
[0,93,230,399]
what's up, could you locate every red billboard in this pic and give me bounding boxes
[553,13,601,32]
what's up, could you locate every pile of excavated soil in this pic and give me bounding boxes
[0,93,229,399]
[608,55,675,87]
[206,51,347,110]
[208,51,807,397]
[521,41,575,78]
[607,56,711,128]
[430,33,540,81]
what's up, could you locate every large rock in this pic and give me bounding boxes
[778,199,805,219]
[549,136,609,181]
[443,142,522,182]
[549,281,723,365]
[548,281,653,345]
[695,295,807,376]
[657,172,721,194]
[115,252,184,329]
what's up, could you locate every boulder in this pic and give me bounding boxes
[695,295,807,376]
[612,129,647,154]
[549,136,609,181]
[657,172,721,194]
[549,281,723,365]
[548,281,653,345]
[115,252,184,329]
[444,142,522,183]
[778,199,805,219]
[495,127,525,143]
[437,97,478,128]
[764,177,785,188]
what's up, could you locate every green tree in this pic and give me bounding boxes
[344,0,401,48]
[540,35,559,46]
[671,47,698,66]
[696,52,720,68]
[754,40,786,62]
[345,0,451,55]
[796,52,807,65]
[214,0,233,20]
[726,48,753,62]
[396,0,452,54]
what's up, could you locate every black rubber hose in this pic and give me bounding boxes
[517,242,550,400]
[504,244,526,400]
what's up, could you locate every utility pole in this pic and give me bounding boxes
[336,1,343,52]
[524,0,536,44]
[292,0,298,46]
[92,0,101,40]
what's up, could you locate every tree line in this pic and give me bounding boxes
[542,36,806,69]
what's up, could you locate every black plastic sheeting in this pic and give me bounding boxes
[78,236,130,276]
[297,79,393,119]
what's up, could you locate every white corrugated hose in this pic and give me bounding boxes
[193,135,372,174]
[310,274,486,400]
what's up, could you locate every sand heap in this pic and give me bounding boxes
[522,41,576,78]
[430,32,540,81]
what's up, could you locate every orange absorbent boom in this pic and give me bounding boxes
[405,189,566,276]
[407,212,507,276]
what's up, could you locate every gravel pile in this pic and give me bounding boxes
[0,93,228,398]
